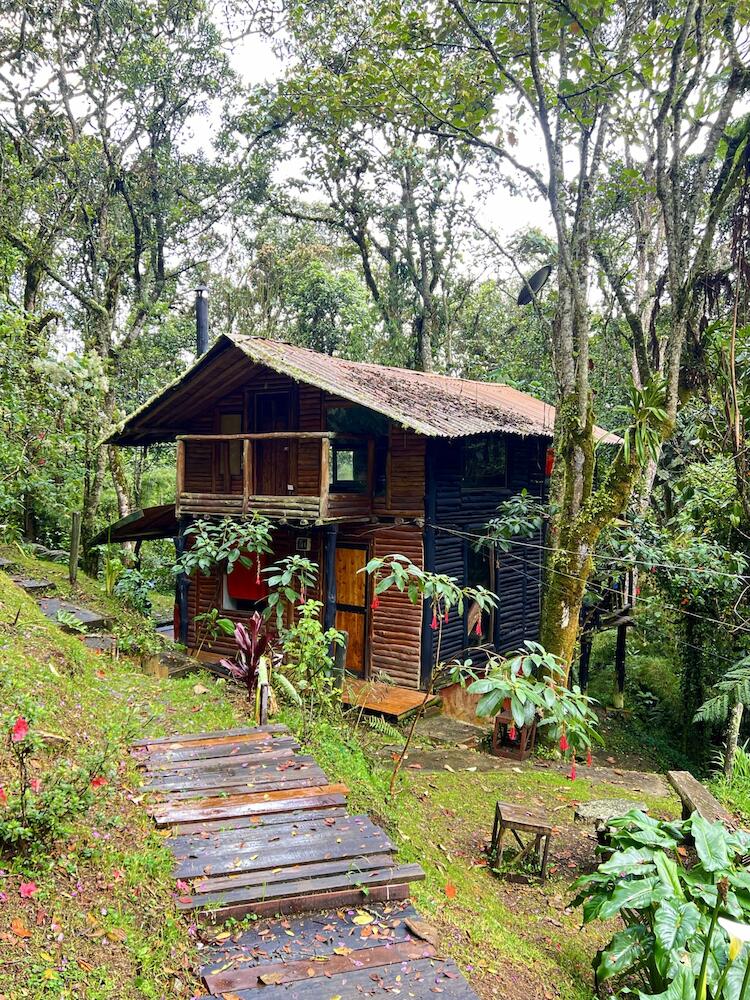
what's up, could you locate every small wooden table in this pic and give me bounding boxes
[489,801,554,881]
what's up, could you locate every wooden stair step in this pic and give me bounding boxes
[151,785,349,827]
[162,804,347,837]
[131,724,288,748]
[138,736,300,766]
[193,851,397,895]
[147,771,329,802]
[139,746,299,773]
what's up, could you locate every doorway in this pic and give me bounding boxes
[255,392,290,496]
[334,544,369,677]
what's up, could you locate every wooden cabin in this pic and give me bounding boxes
[105,334,619,691]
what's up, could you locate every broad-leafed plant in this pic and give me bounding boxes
[571,809,750,999]
[219,612,269,707]
[172,514,274,580]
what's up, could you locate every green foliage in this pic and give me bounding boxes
[483,491,545,553]
[55,608,86,633]
[616,377,670,467]
[465,641,602,757]
[113,568,154,615]
[173,514,274,579]
[695,657,750,726]
[572,810,750,998]
[264,555,319,630]
[278,600,344,736]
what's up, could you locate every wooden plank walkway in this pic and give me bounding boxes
[132,723,480,999]
[342,679,439,718]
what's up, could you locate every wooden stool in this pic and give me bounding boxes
[489,801,554,881]
[492,711,538,760]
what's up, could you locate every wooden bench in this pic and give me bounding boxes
[489,801,554,881]
[667,770,734,825]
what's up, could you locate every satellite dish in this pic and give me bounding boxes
[517,264,553,305]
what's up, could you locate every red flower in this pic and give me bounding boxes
[586,749,593,767]
[371,595,380,611]
[569,759,577,781]
[508,725,517,742]
[0,787,6,806]
[19,881,37,898]
[431,611,438,630]
[90,776,107,789]
[11,717,29,743]
[29,778,42,794]
[444,608,449,623]
[559,732,569,753]
[474,618,482,636]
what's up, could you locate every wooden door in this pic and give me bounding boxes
[334,545,369,677]
[256,393,290,496]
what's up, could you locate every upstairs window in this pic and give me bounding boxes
[330,442,368,493]
[463,437,507,489]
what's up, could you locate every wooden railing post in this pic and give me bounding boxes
[175,439,185,516]
[242,439,252,514]
[319,437,330,519]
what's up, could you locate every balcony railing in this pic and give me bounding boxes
[175,432,374,521]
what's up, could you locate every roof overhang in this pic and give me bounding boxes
[90,504,178,546]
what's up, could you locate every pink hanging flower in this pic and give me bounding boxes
[431,611,438,630]
[474,618,482,636]
[11,717,29,743]
[559,732,569,753]
[19,881,37,898]
[29,778,42,794]
[0,787,6,806]
[508,725,517,742]
[586,749,593,767]
[569,757,577,781]
[444,608,449,623]
[255,558,261,584]
[371,595,380,611]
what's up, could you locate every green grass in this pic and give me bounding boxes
[283,708,679,1000]
[0,556,243,999]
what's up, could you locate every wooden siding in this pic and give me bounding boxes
[368,524,424,689]
[387,428,425,515]
[429,434,546,664]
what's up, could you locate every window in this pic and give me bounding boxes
[330,443,368,492]
[463,437,507,488]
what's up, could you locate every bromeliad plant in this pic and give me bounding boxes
[571,809,750,999]
[466,641,602,775]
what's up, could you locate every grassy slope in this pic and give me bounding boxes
[0,557,241,999]
[291,714,680,1000]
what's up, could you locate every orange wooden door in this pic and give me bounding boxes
[256,393,290,495]
[334,545,368,676]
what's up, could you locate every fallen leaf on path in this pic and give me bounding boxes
[11,917,31,938]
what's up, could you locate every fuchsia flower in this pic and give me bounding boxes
[11,717,29,743]
[19,882,38,898]
[431,611,438,630]
[559,732,569,753]
[508,725,517,742]
[29,778,42,794]
[0,787,7,806]
[474,618,482,636]
[569,757,577,781]
[90,776,107,790]
[586,749,593,767]
[444,608,449,623]
[371,595,380,611]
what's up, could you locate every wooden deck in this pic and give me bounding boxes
[342,678,439,718]
[132,723,479,999]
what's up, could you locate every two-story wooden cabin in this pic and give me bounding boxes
[105,334,619,690]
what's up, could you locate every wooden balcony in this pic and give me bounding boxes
[175,432,374,522]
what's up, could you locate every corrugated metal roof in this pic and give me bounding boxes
[229,335,621,443]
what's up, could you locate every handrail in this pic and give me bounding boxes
[176,431,371,442]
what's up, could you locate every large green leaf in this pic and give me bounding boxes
[725,952,750,1000]
[654,851,686,899]
[599,847,658,876]
[654,900,701,976]
[691,814,730,873]
[595,924,654,984]
[638,964,697,1000]
[598,877,666,921]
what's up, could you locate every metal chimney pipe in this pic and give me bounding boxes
[195,284,209,356]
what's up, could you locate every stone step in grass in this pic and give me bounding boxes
[38,597,110,632]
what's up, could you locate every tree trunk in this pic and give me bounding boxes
[724,702,744,781]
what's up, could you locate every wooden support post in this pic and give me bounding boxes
[175,516,191,647]
[69,511,81,587]
[323,524,338,633]
[579,632,592,691]
[176,440,186,516]
[242,439,252,515]
[420,443,436,690]
[614,622,627,709]
[319,438,330,519]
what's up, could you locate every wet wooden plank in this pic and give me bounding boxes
[143,760,325,792]
[139,746,300,773]
[175,828,393,880]
[195,881,413,925]
[199,957,475,998]
[131,724,288,748]
[341,679,438,719]
[139,737,300,766]
[178,863,425,911]
[166,806,348,843]
[147,771,329,802]
[163,802,347,836]
[152,786,349,827]
[204,938,435,993]
[172,814,382,863]
[193,852,397,895]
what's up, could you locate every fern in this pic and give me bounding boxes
[694,656,750,724]
[365,715,403,742]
